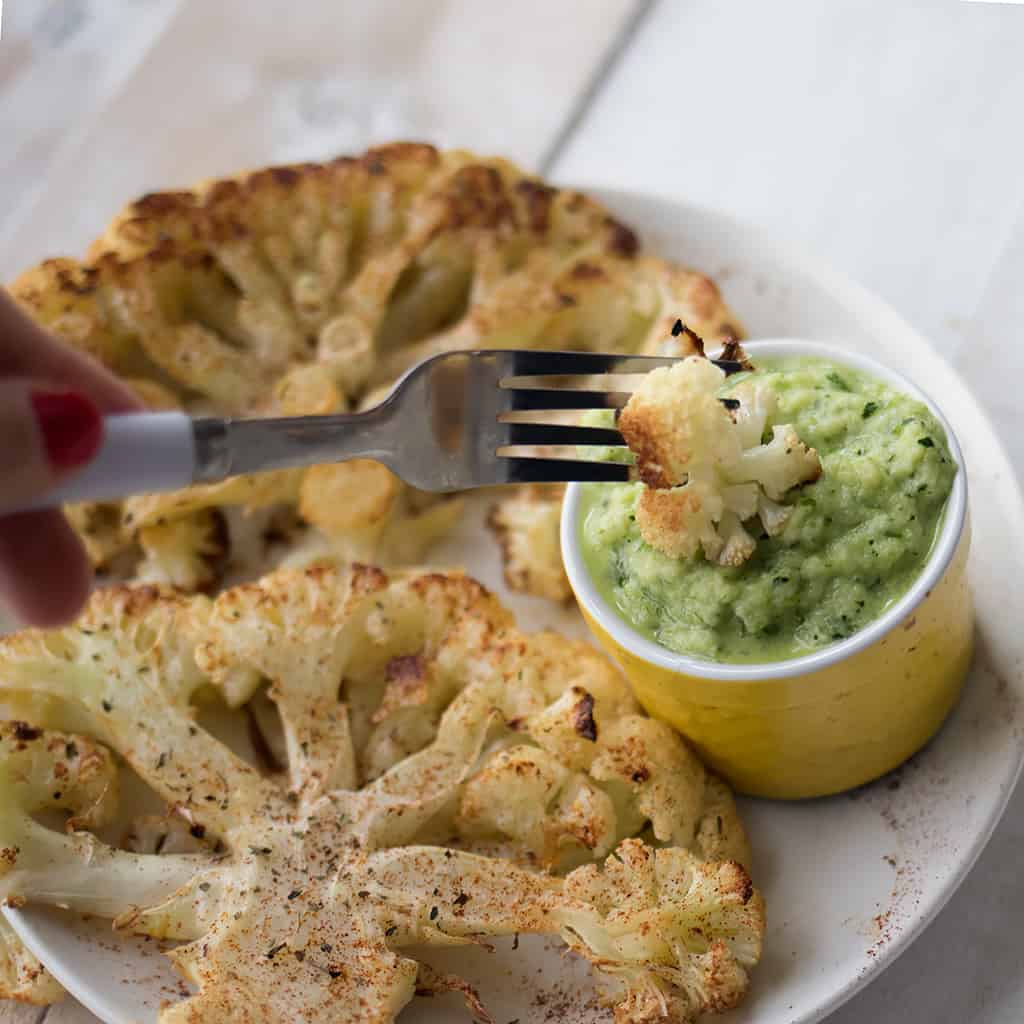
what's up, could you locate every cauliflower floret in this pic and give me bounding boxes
[199,562,741,872]
[757,492,793,536]
[550,776,621,861]
[457,657,751,873]
[620,357,741,488]
[635,478,725,561]
[695,777,753,868]
[714,511,758,568]
[486,483,571,602]
[729,378,776,449]
[135,509,229,591]
[317,314,377,397]
[296,460,464,570]
[560,839,765,1022]
[0,584,279,833]
[272,362,345,415]
[457,745,574,855]
[737,424,823,501]
[197,564,516,797]
[64,501,127,570]
[526,683,608,772]
[299,460,401,541]
[620,357,821,565]
[0,722,122,1007]
[589,716,708,851]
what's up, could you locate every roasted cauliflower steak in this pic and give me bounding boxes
[0,564,762,1022]
[9,143,742,593]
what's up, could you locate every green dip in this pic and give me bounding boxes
[580,356,957,663]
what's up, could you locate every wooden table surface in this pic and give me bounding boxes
[4,1,1024,1021]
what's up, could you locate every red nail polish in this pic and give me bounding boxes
[31,391,103,472]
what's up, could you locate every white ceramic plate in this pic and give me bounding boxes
[7,189,1024,1024]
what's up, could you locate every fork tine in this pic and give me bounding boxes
[499,349,746,376]
[498,409,592,425]
[501,372,648,393]
[497,345,747,415]
[506,388,632,410]
[502,457,631,484]
[505,351,677,375]
[503,423,623,446]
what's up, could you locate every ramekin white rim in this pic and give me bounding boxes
[560,338,969,682]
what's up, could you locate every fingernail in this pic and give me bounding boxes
[31,391,102,472]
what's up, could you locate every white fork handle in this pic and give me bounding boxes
[17,412,197,512]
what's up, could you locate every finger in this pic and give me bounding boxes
[0,510,93,627]
[0,290,142,413]
[0,379,102,513]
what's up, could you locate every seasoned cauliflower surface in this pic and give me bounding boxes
[486,484,571,603]
[9,144,742,591]
[0,915,64,1005]
[0,565,762,1021]
[619,356,821,565]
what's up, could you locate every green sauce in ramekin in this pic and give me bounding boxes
[579,356,957,664]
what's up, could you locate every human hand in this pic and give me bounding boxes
[0,290,141,627]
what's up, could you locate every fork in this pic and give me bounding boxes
[18,350,745,510]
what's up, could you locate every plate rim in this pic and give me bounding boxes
[6,185,1024,1024]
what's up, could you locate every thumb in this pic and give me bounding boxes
[0,380,103,514]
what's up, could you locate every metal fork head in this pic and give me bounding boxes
[383,348,744,492]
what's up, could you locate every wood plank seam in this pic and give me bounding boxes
[538,0,658,174]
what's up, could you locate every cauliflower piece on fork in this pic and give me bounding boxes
[619,355,821,565]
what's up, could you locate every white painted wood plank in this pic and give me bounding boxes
[945,202,1024,470]
[0,0,637,279]
[0,0,179,261]
[552,0,1024,401]
[34,1002,98,1024]
[0,1002,44,1023]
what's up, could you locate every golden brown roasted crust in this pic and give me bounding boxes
[0,917,65,1005]
[635,486,720,560]
[9,143,743,590]
[486,484,571,603]
[618,354,731,491]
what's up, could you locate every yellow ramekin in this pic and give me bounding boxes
[561,339,973,799]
